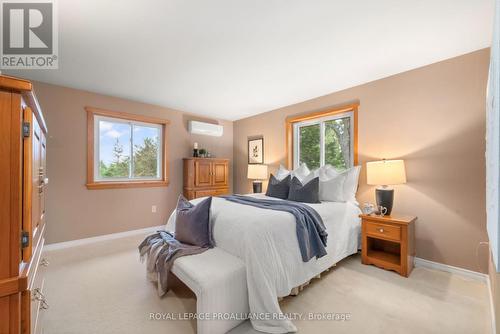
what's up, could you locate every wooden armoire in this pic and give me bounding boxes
[183,158,230,200]
[0,75,48,334]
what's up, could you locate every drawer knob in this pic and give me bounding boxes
[378,228,384,233]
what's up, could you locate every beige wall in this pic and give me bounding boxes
[233,49,490,272]
[35,82,233,244]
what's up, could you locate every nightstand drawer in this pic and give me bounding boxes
[365,222,401,241]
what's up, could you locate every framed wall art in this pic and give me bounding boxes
[248,137,264,164]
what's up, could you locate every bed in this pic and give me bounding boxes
[165,193,361,333]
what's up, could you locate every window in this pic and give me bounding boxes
[287,104,358,171]
[86,107,169,189]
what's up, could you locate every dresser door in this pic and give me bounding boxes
[22,108,32,262]
[212,161,228,187]
[0,90,23,334]
[194,160,212,187]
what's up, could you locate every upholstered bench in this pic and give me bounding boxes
[172,247,249,334]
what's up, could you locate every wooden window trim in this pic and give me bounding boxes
[285,103,359,169]
[85,107,170,190]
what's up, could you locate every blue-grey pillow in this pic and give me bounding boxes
[175,195,213,248]
[288,176,320,203]
[266,174,291,199]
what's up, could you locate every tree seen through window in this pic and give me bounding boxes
[298,116,351,171]
[98,120,160,179]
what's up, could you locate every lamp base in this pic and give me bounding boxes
[376,188,394,215]
[252,181,262,193]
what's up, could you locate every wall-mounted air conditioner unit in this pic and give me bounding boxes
[188,120,223,137]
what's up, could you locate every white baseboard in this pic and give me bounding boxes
[44,225,163,251]
[414,257,488,283]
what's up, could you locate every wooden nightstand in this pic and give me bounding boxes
[360,214,417,277]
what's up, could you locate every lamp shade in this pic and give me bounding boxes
[366,159,406,186]
[247,164,268,180]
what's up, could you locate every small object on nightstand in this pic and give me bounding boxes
[374,206,388,216]
[362,203,375,215]
[360,213,416,277]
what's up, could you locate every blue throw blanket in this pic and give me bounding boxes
[221,195,328,262]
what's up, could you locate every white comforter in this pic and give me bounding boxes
[166,194,361,333]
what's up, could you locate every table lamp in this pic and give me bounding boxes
[248,164,268,193]
[366,159,406,215]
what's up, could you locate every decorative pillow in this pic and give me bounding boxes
[175,195,213,248]
[288,177,320,203]
[266,174,291,199]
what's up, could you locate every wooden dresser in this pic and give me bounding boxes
[0,75,48,334]
[183,158,230,200]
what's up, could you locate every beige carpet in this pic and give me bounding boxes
[41,233,491,334]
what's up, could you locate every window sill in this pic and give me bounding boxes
[86,179,169,190]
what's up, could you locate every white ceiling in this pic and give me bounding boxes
[6,0,494,121]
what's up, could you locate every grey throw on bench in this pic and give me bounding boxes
[221,195,328,261]
[139,230,208,296]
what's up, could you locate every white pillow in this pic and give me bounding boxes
[342,165,361,203]
[319,165,339,180]
[302,167,345,202]
[301,168,319,184]
[274,163,311,182]
[275,164,290,181]
[316,165,360,202]
[291,163,310,181]
[319,174,346,202]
